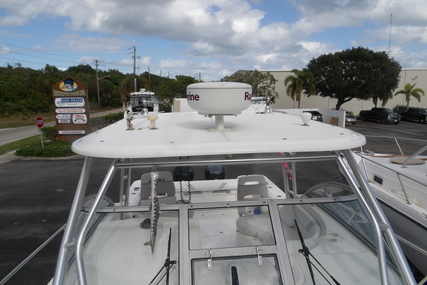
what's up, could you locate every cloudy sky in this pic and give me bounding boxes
[1,0,426,81]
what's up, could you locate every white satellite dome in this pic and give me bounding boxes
[186,82,252,116]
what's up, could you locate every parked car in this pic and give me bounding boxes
[303,110,323,122]
[345,111,356,124]
[359,107,400,124]
[399,107,427,123]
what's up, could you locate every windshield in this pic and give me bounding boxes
[68,210,180,285]
[189,205,274,250]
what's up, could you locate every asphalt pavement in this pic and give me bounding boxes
[0,118,426,284]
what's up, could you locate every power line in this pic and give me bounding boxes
[4,50,78,65]
[0,55,56,67]
[0,41,139,71]
[0,41,82,61]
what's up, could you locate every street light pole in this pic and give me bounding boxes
[96,76,110,110]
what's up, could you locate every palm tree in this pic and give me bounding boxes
[394,83,425,109]
[284,69,315,108]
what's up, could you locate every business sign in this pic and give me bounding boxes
[72,114,87,124]
[55,97,85,108]
[56,114,72,120]
[52,76,91,141]
[55,108,86,114]
[58,130,86,135]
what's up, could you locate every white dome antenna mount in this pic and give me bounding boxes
[186,82,252,131]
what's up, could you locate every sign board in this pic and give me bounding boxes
[56,108,86,114]
[54,97,85,108]
[72,114,88,124]
[52,77,91,141]
[56,114,72,120]
[35,116,44,128]
[58,130,86,135]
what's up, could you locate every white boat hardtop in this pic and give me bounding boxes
[72,110,365,158]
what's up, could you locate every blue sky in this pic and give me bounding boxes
[1,0,427,81]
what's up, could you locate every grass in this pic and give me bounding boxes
[0,135,42,155]
[0,135,75,158]
[15,140,75,157]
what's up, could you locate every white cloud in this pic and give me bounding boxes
[0,46,11,54]
[52,34,135,53]
[2,0,427,79]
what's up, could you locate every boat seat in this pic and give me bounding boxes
[140,171,177,205]
[237,175,268,216]
[237,175,268,200]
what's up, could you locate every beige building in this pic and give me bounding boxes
[266,68,427,115]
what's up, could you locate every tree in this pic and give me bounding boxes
[221,70,279,100]
[394,83,425,109]
[284,69,315,108]
[153,75,199,111]
[305,47,401,110]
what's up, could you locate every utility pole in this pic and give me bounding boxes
[95,59,100,110]
[388,14,393,55]
[128,46,140,92]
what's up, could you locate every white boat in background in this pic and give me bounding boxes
[44,82,416,285]
[129,88,159,114]
[352,137,427,278]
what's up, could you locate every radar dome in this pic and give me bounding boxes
[186,82,252,115]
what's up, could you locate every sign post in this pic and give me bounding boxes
[35,116,44,149]
[52,76,91,141]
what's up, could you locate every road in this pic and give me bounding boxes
[0,108,123,146]
[0,119,426,284]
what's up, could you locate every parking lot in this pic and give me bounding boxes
[348,118,427,153]
[0,118,426,284]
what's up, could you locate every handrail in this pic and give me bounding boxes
[0,224,66,285]
[362,135,427,156]
[340,150,416,284]
[355,153,427,188]
[402,145,427,168]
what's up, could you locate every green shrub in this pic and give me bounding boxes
[41,126,57,142]
[16,141,75,157]
[91,112,124,131]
